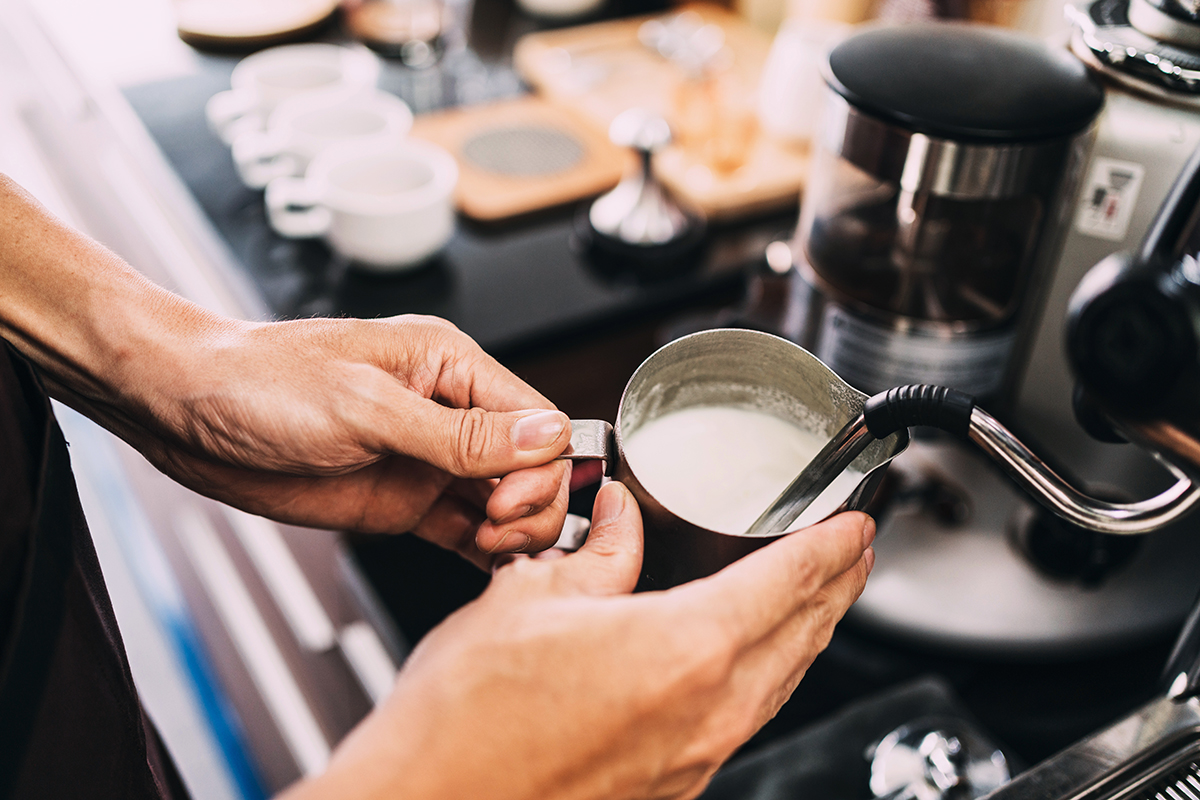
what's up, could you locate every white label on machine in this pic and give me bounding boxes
[816,305,1016,398]
[1074,157,1145,242]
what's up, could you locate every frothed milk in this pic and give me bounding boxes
[622,406,864,535]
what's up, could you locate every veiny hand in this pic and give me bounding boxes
[286,483,876,800]
[0,176,573,564]
[119,315,574,566]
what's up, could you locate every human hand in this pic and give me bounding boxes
[90,313,573,566]
[287,483,875,800]
[0,178,574,564]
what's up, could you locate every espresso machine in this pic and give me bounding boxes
[783,16,1200,656]
[979,108,1200,800]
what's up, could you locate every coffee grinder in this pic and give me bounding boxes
[782,22,1200,655]
[789,23,1102,402]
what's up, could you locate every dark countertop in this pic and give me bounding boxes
[122,18,793,362]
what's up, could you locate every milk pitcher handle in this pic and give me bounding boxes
[558,420,615,476]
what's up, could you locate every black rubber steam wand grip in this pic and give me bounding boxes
[863,385,977,440]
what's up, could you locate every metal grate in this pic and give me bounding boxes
[1125,756,1200,800]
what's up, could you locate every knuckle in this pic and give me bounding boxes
[581,525,626,559]
[397,314,463,355]
[806,592,844,648]
[418,315,468,351]
[722,717,759,756]
[420,314,461,333]
[452,407,493,473]
[496,555,540,580]
[395,313,459,333]
[784,551,823,597]
[844,561,870,605]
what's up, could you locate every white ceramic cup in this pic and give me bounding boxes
[231,89,414,189]
[206,43,381,145]
[265,138,459,271]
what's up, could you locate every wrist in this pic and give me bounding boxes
[92,282,243,436]
[0,175,240,429]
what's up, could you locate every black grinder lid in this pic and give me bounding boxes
[826,24,1105,144]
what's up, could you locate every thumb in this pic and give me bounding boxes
[555,482,644,596]
[386,390,571,478]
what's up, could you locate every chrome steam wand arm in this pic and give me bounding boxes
[749,385,1200,537]
[967,406,1200,534]
[743,415,876,537]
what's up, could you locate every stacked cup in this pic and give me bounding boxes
[206,43,458,272]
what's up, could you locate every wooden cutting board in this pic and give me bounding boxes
[410,95,631,221]
[513,3,810,222]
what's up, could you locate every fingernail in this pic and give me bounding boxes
[592,482,626,529]
[488,531,531,554]
[494,504,532,525]
[864,546,876,575]
[861,516,876,550]
[512,410,567,451]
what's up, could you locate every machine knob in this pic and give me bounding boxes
[1068,252,1200,418]
[869,718,1010,800]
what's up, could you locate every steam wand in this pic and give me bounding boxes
[745,385,1200,538]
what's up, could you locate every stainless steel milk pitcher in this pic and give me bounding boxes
[560,329,909,589]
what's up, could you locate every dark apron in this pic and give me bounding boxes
[0,341,188,799]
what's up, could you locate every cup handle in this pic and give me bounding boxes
[265,177,332,239]
[205,89,261,145]
[557,420,615,476]
[233,129,298,189]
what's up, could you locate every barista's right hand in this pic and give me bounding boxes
[284,483,875,800]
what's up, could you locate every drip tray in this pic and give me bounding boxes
[1117,750,1200,800]
[1085,734,1200,800]
[989,698,1200,800]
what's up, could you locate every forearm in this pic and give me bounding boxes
[0,174,572,549]
[0,174,230,431]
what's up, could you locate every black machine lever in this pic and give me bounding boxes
[1068,145,1200,473]
[1068,145,1200,702]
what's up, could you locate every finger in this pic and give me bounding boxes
[393,316,554,412]
[378,384,572,478]
[162,448,455,535]
[412,492,491,570]
[552,481,643,596]
[445,476,497,513]
[736,549,874,729]
[697,511,873,645]
[475,462,571,554]
[483,461,569,532]
[767,549,873,669]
